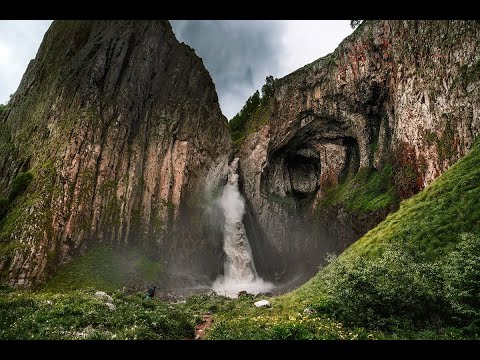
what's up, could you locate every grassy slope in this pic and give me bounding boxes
[343,140,480,260]
[291,139,480,301]
[43,244,164,293]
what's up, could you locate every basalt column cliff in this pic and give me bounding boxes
[0,20,231,287]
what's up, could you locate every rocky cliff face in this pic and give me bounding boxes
[1,20,479,290]
[0,20,231,288]
[238,20,480,281]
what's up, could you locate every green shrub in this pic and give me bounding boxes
[0,290,195,339]
[310,233,480,333]
[9,172,33,200]
[314,243,447,330]
[443,233,480,326]
[0,197,8,219]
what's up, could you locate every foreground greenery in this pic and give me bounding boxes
[0,288,194,340]
[1,142,479,340]
[205,235,479,340]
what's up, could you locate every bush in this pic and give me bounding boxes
[312,233,480,334]
[443,233,480,326]
[0,197,8,219]
[9,172,33,200]
[0,290,196,340]
[314,243,447,330]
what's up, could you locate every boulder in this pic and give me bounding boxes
[105,302,116,311]
[303,307,316,315]
[254,300,271,308]
[94,291,113,303]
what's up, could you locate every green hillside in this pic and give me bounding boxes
[343,141,480,261]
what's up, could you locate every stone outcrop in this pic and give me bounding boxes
[0,20,231,287]
[238,20,480,281]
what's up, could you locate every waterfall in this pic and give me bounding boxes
[212,158,274,298]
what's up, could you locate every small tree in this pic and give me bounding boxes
[261,75,277,102]
[350,20,363,29]
[443,233,480,325]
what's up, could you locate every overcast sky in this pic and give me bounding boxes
[0,20,352,119]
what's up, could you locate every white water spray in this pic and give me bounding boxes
[212,158,274,298]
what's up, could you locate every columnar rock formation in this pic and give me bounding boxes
[0,20,231,287]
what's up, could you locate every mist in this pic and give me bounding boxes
[212,159,274,298]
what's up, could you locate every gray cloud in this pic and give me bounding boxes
[171,20,287,119]
[0,21,352,120]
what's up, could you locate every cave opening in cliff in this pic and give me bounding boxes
[286,152,321,210]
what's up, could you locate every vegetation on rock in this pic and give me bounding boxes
[9,172,33,200]
[316,164,399,214]
[229,75,277,149]
[0,20,232,288]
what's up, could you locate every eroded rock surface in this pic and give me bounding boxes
[239,20,480,281]
[0,20,231,287]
